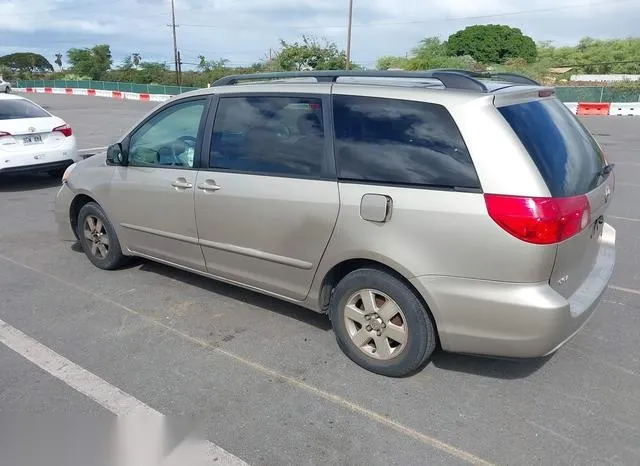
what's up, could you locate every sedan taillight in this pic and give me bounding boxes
[53,124,73,137]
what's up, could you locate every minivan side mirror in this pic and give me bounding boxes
[106,143,126,165]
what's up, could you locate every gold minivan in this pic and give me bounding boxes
[55,70,616,377]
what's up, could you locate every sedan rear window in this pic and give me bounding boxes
[0,99,50,120]
[498,98,607,197]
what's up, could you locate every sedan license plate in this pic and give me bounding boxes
[23,135,43,145]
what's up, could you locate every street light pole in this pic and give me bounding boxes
[345,0,353,70]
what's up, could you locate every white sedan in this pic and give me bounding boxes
[0,94,80,178]
[0,78,10,93]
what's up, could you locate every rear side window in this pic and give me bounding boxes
[210,96,326,178]
[0,99,49,120]
[332,95,480,189]
[498,98,606,197]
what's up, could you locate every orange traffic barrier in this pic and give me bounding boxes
[577,102,610,116]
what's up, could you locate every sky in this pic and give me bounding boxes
[1,0,639,70]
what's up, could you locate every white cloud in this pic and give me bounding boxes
[1,0,639,68]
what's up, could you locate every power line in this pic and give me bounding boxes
[178,0,635,30]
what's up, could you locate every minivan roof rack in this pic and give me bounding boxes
[211,69,542,92]
[212,70,490,92]
[432,69,541,86]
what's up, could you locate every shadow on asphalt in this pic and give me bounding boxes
[67,251,552,378]
[431,351,552,379]
[136,259,334,332]
[0,173,62,192]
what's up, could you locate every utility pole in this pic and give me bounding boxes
[177,51,182,86]
[169,0,180,85]
[345,0,353,70]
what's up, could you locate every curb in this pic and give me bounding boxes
[15,87,172,103]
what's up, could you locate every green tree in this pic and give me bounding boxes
[197,55,229,73]
[67,44,112,79]
[54,53,63,71]
[0,52,54,73]
[137,62,170,84]
[276,35,348,71]
[376,37,475,71]
[447,25,537,64]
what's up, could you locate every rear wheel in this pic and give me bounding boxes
[329,268,437,377]
[76,202,129,270]
[4,86,10,94]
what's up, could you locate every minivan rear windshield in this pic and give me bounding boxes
[498,98,607,197]
[0,99,50,120]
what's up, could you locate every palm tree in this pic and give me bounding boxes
[132,53,141,68]
[55,53,63,71]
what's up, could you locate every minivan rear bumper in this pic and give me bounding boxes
[410,223,616,359]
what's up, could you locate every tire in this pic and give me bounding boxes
[4,86,10,94]
[329,268,437,377]
[76,202,129,270]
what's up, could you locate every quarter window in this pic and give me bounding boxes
[210,96,326,178]
[332,95,480,189]
[128,99,206,168]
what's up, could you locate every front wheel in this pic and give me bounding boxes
[329,268,437,377]
[76,202,129,270]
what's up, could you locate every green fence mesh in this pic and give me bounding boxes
[14,80,198,95]
[14,80,640,102]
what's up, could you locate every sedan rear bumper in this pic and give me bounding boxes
[0,137,79,173]
[0,159,75,175]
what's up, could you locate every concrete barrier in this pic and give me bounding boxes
[577,102,611,116]
[609,102,640,116]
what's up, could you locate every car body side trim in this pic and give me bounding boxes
[199,239,314,270]
[120,223,199,245]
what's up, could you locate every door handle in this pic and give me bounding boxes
[197,180,221,192]
[171,179,193,189]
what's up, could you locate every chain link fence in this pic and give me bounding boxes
[14,80,198,95]
[14,80,640,102]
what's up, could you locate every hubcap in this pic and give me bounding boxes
[343,289,408,361]
[83,215,110,259]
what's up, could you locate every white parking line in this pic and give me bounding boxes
[0,318,249,466]
[608,215,640,223]
[609,285,640,296]
[78,146,107,153]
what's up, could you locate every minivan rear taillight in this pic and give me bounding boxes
[53,124,73,137]
[484,194,591,245]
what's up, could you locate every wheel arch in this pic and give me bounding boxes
[69,193,99,240]
[317,258,441,346]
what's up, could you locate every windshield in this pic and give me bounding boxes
[0,99,50,120]
[498,98,607,197]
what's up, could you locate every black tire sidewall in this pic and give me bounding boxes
[329,268,436,377]
[76,202,126,270]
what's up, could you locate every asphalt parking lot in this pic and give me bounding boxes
[1,93,639,465]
